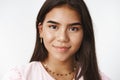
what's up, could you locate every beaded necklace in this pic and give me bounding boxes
[43,63,77,80]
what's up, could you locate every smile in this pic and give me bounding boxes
[52,45,71,52]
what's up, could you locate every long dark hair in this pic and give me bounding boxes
[30,0,101,80]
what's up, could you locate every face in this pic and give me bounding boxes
[39,5,83,62]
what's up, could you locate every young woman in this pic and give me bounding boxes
[2,0,110,80]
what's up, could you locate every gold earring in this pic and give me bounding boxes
[40,38,43,43]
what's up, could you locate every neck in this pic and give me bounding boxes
[42,57,75,74]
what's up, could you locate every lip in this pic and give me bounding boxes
[52,45,71,52]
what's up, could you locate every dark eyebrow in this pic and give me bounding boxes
[69,22,82,26]
[47,20,82,26]
[47,20,60,25]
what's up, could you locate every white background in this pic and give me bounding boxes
[0,0,120,80]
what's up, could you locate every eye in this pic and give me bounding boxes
[69,27,79,32]
[49,25,58,30]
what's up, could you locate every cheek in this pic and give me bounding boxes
[73,38,82,47]
[43,30,54,43]
[71,34,83,48]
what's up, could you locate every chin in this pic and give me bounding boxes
[55,56,73,62]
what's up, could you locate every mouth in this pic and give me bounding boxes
[52,45,71,52]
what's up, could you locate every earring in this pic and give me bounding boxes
[40,38,43,43]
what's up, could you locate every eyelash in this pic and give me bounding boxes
[48,25,80,32]
[48,25,58,30]
[69,27,79,32]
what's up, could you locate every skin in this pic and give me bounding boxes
[38,5,83,79]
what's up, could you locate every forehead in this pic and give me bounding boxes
[43,5,81,24]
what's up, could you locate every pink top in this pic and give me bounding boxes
[2,61,110,80]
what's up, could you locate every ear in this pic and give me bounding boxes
[38,23,43,38]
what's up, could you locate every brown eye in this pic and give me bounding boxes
[49,25,58,30]
[69,27,79,32]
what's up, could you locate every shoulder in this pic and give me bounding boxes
[100,72,111,80]
[77,66,110,80]
[2,61,41,80]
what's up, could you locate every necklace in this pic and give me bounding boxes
[43,63,77,80]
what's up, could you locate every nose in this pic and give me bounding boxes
[56,29,69,42]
